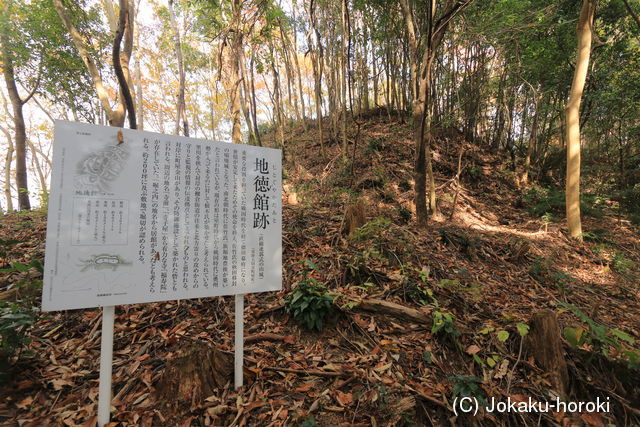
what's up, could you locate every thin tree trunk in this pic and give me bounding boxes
[249,53,262,146]
[340,0,349,157]
[112,0,136,129]
[134,0,144,129]
[168,0,187,135]
[1,126,14,211]
[523,92,541,184]
[238,46,256,143]
[565,0,596,241]
[228,0,243,144]
[28,139,47,199]
[1,32,31,210]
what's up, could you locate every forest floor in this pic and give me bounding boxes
[0,111,639,426]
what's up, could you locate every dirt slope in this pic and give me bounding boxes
[1,112,639,426]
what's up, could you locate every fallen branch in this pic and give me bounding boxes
[406,385,450,411]
[262,366,346,377]
[245,333,289,344]
[355,299,431,325]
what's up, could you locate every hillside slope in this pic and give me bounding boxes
[1,113,639,426]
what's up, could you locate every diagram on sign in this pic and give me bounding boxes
[74,143,129,192]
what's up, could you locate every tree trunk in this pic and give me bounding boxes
[249,53,262,146]
[134,2,144,130]
[112,0,136,129]
[565,0,596,241]
[1,128,14,212]
[238,45,256,144]
[523,92,541,184]
[54,0,130,127]
[229,0,243,144]
[340,0,349,157]
[168,0,187,136]
[1,33,31,210]
[308,1,325,157]
[290,5,307,128]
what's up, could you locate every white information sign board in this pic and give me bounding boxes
[42,121,282,311]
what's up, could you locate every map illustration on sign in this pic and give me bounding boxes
[43,121,282,311]
[78,254,132,272]
[75,141,130,192]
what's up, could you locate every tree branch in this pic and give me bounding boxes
[622,0,640,32]
[113,0,136,129]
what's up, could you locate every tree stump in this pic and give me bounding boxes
[342,199,366,237]
[155,340,233,410]
[526,310,569,399]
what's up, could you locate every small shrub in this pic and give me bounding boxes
[298,416,320,427]
[285,260,334,331]
[432,310,459,337]
[614,184,640,213]
[610,253,635,276]
[351,216,391,242]
[1,303,36,380]
[364,137,385,155]
[523,185,605,218]
[560,303,638,366]
[395,205,412,224]
[523,185,565,217]
[450,376,487,406]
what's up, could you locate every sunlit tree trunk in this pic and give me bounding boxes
[307,1,324,156]
[54,0,134,128]
[249,53,261,146]
[168,0,188,136]
[0,125,14,212]
[227,0,243,144]
[28,139,47,201]
[340,0,349,157]
[523,92,541,184]
[565,0,596,241]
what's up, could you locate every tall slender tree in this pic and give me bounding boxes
[565,0,596,241]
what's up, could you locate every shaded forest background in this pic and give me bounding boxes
[0,0,639,222]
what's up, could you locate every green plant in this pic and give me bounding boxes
[432,310,459,337]
[468,167,481,178]
[582,228,609,242]
[523,185,604,218]
[285,260,335,331]
[550,270,574,293]
[364,137,385,155]
[610,253,635,276]
[529,257,574,291]
[0,260,44,302]
[410,267,438,307]
[298,416,320,427]
[541,212,554,231]
[395,205,412,224]
[1,303,36,380]
[437,278,483,303]
[345,247,384,286]
[450,376,487,406]
[375,385,390,409]
[351,216,391,242]
[560,303,638,365]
